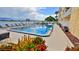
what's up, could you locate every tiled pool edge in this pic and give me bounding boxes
[9,26,53,37]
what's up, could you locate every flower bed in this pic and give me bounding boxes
[64,46,79,51]
[0,35,47,51]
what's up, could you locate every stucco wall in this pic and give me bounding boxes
[69,8,79,39]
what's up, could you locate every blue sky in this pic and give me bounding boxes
[0,7,59,20]
[38,7,59,15]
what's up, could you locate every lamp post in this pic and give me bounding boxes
[55,11,59,21]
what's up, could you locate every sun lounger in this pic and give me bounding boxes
[21,23,25,26]
[18,23,22,26]
[10,24,14,27]
[5,24,10,27]
[0,24,7,28]
[0,25,2,28]
[15,23,19,26]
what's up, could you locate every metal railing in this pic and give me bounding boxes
[63,8,72,17]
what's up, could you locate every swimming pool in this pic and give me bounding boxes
[10,24,53,37]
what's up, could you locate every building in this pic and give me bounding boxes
[58,7,79,39]
[58,7,71,26]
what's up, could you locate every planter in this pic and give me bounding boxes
[0,36,47,51]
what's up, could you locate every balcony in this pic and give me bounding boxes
[63,8,72,17]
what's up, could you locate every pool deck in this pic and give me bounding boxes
[43,24,74,51]
[0,24,74,51]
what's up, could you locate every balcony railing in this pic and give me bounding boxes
[63,8,72,17]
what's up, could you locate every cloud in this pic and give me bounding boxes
[0,7,55,20]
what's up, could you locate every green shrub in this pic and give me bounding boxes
[33,37,45,45]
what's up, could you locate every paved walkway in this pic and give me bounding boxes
[43,24,74,51]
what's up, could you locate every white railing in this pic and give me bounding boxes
[64,8,72,17]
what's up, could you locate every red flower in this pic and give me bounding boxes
[35,44,47,51]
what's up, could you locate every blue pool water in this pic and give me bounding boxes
[11,25,53,37]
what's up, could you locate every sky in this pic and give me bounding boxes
[0,7,59,20]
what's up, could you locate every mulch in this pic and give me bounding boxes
[60,26,79,47]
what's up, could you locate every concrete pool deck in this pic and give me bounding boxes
[0,24,74,51]
[43,24,74,51]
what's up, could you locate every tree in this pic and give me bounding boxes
[45,16,56,21]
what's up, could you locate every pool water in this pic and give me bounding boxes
[11,25,53,37]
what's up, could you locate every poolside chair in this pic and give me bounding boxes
[10,24,14,27]
[0,25,3,28]
[0,24,6,28]
[21,23,25,26]
[17,23,20,26]
[15,23,19,26]
[5,24,10,27]
[18,23,22,26]
[20,23,23,26]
